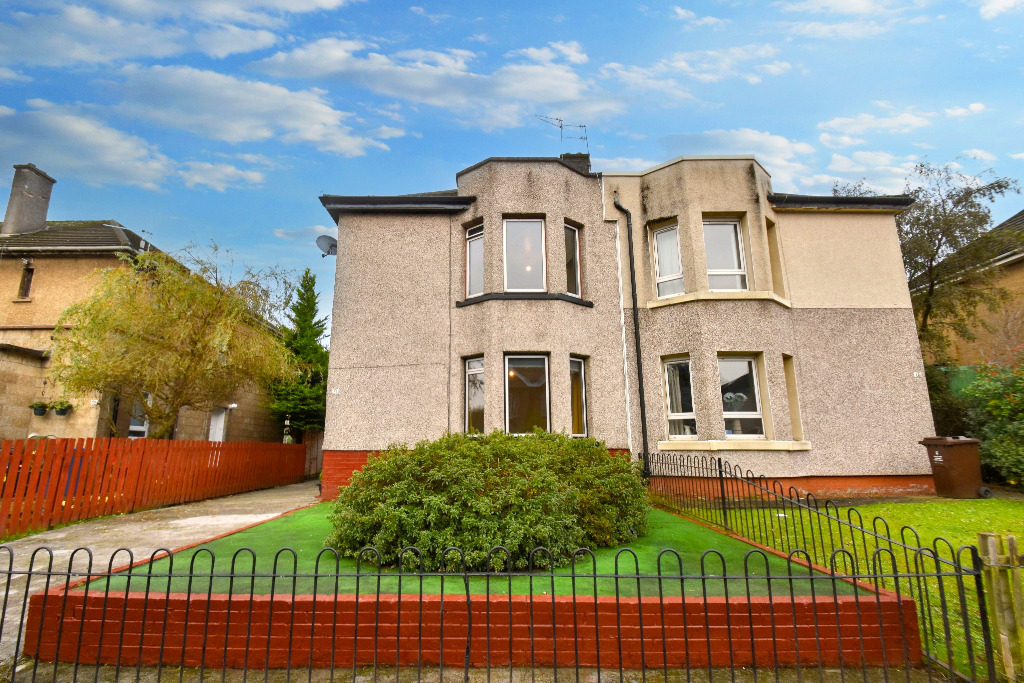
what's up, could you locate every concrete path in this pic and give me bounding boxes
[0,480,321,664]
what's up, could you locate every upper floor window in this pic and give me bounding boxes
[569,356,587,436]
[704,222,747,291]
[718,356,764,437]
[652,225,685,298]
[565,224,581,297]
[466,225,483,298]
[465,357,484,433]
[505,355,549,434]
[504,219,546,292]
[663,358,696,438]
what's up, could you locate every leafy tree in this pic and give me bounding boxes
[836,163,1020,361]
[50,249,294,439]
[268,268,329,433]
[964,352,1024,485]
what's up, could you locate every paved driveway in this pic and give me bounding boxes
[0,480,321,663]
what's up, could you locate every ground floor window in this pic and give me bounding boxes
[569,356,587,437]
[465,357,484,433]
[718,356,764,437]
[505,355,549,434]
[663,358,696,438]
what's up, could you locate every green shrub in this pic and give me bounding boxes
[963,352,1024,485]
[324,431,650,571]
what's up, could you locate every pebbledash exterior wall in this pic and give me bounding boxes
[320,155,934,500]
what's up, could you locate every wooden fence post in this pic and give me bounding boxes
[979,532,1024,681]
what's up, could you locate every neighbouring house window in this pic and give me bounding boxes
[505,355,549,434]
[465,357,484,433]
[565,224,581,297]
[17,267,33,299]
[664,358,696,438]
[704,222,748,291]
[718,357,764,437]
[652,225,685,298]
[127,398,150,439]
[569,356,587,436]
[504,219,546,291]
[466,226,483,298]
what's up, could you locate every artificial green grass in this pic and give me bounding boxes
[95,504,856,598]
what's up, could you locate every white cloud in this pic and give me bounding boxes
[116,65,390,156]
[976,0,1024,19]
[660,128,815,190]
[0,101,172,189]
[178,162,265,191]
[775,0,906,14]
[671,7,728,28]
[757,61,791,76]
[0,5,186,66]
[819,133,866,149]
[550,41,589,64]
[826,151,917,193]
[195,25,277,58]
[599,63,692,101]
[409,6,450,24]
[661,44,782,83]
[256,38,621,130]
[274,224,338,241]
[468,33,490,43]
[88,0,362,27]
[1010,152,1024,160]
[780,20,892,39]
[963,148,997,161]
[944,102,986,117]
[591,157,659,172]
[0,67,31,82]
[818,110,933,135]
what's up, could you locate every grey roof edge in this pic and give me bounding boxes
[768,193,914,212]
[455,157,598,179]
[602,155,770,178]
[320,194,477,221]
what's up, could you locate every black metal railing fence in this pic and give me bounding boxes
[648,453,996,682]
[0,539,972,683]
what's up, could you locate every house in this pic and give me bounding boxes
[947,208,1024,365]
[317,154,935,498]
[0,163,281,442]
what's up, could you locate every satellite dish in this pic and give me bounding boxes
[316,234,338,258]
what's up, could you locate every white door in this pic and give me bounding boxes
[208,407,226,442]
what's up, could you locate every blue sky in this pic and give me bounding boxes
[1,0,1022,332]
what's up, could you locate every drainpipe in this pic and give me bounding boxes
[613,192,651,480]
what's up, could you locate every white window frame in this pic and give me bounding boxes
[503,219,547,293]
[652,224,685,298]
[718,355,765,439]
[704,221,748,292]
[569,356,587,437]
[565,223,581,298]
[663,358,697,440]
[466,225,484,298]
[465,357,484,433]
[504,354,550,434]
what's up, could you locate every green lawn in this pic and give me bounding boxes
[94,505,856,597]
[840,497,1023,555]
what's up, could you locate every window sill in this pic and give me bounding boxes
[657,439,811,452]
[647,291,791,309]
[456,292,594,308]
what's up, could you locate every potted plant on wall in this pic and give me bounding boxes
[29,401,48,416]
[50,399,73,416]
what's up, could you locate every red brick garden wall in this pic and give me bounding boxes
[320,450,371,500]
[26,589,921,669]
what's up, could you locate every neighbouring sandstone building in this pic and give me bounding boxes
[0,163,280,442]
[318,154,935,498]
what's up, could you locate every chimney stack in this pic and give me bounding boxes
[2,164,56,236]
[559,153,591,175]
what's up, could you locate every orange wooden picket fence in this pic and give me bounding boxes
[0,438,305,539]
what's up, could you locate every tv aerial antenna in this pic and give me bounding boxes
[536,115,589,154]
